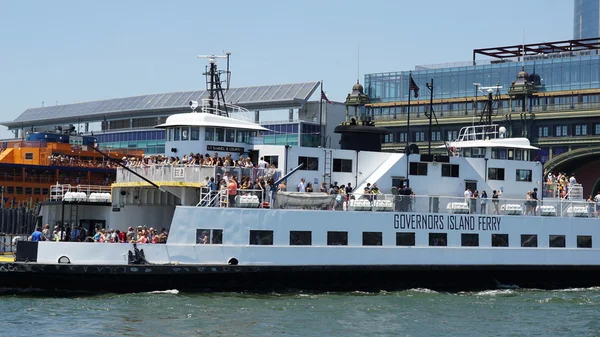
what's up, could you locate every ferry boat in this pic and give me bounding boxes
[0,130,139,207]
[3,56,600,293]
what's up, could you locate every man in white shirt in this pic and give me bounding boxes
[595,192,600,216]
[297,178,306,192]
[257,157,267,169]
[569,174,577,185]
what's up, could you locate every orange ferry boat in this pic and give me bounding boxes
[0,131,140,207]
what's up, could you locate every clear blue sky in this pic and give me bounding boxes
[0,0,572,137]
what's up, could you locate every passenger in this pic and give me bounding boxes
[42,224,52,241]
[30,227,43,242]
[319,182,327,193]
[480,190,488,214]
[306,182,313,193]
[525,191,532,215]
[297,178,306,192]
[531,187,539,216]
[228,176,238,207]
[492,190,501,214]
[594,191,600,217]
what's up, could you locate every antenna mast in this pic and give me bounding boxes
[197,52,232,117]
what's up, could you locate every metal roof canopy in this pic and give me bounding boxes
[473,37,600,60]
[3,82,320,128]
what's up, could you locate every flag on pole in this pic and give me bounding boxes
[321,90,332,104]
[409,74,420,98]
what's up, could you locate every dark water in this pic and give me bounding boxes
[2,288,600,337]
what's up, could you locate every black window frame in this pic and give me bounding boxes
[492,234,509,247]
[577,235,592,248]
[549,235,566,248]
[362,232,382,246]
[516,169,532,182]
[396,232,415,246]
[264,155,279,168]
[441,164,459,178]
[196,228,223,244]
[488,168,505,180]
[429,233,447,246]
[521,234,538,247]
[409,162,428,176]
[24,153,34,160]
[327,231,348,246]
[332,158,353,173]
[298,156,319,171]
[290,230,312,246]
[249,230,274,245]
[461,233,479,247]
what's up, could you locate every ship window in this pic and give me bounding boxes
[16,187,22,194]
[396,232,415,246]
[25,187,32,195]
[488,168,505,180]
[264,156,279,168]
[429,233,447,246]
[461,233,479,247]
[549,235,566,248]
[327,231,348,246]
[521,234,538,247]
[215,128,225,142]
[409,162,428,176]
[225,129,235,143]
[362,232,382,246]
[173,127,181,141]
[33,188,41,195]
[516,169,532,182]
[290,231,311,245]
[250,230,273,245]
[7,186,14,194]
[196,229,223,244]
[441,164,459,177]
[25,153,34,160]
[205,127,214,141]
[298,156,319,171]
[492,234,509,247]
[333,159,353,173]
[190,127,200,140]
[181,127,189,141]
[577,235,592,248]
[42,188,48,196]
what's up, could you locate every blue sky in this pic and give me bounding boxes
[0,0,572,137]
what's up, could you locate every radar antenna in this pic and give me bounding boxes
[197,52,232,117]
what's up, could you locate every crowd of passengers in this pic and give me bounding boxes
[123,152,276,171]
[29,224,169,244]
[49,154,120,168]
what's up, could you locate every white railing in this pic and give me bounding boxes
[200,99,254,123]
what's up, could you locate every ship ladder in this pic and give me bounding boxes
[219,188,228,208]
[324,150,332,187]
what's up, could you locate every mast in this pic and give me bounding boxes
[197,52,232,117]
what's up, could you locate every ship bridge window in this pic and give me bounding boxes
[250,230,273,245]
[488,168,505,180]
[362,232,382,246]
[215,128,225,142]
[190,127,200,141]
[396,232,415,246]
[521,234,538,247]
[516,169,532,182]
[236,130,250,143]
[205,127,214,141]
[327,231,348,246]
[298,156,319,171]
[549,235,566,248]
[181,127,189,141]
[25,153,34,160]
[577,235,592,248]
[196,229,223,244]
[409,162,428,176]
[290,231,311,245]
[491,148,507,160]
[333,159,353,173]
[429,233,447,246]
[226,129,235,142]
[441,164,459,177]
[174,127,181,141]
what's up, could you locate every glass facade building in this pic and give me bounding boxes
[574,0,600,39]
[95,130,166,154]
[365,53,600,108]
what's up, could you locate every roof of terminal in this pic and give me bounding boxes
[4,82,320,128]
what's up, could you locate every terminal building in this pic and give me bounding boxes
[2,82,346,156]
[363,0,600,196]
